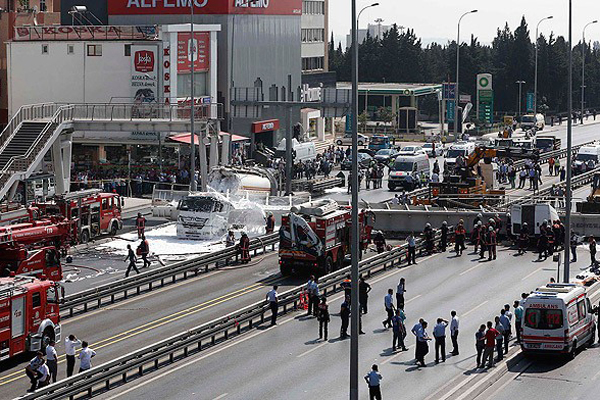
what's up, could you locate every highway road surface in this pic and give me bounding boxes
[92,244,591,400]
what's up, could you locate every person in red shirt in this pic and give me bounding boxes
[483,321,499,368]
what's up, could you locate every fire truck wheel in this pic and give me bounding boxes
[80,230,90,244]
[110,222,119,236]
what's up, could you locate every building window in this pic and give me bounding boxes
[40,0,47,12]
[124,44,131,56]
[301,28,325,43]
[41,44,49,54]
[302,56,324,71]
[87,44,102,56]
[302,1,325,14]
[67,44,75,55]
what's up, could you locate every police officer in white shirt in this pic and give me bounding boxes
[364,364,383,400]
[45,340,58,383]
[78,341,96,372]
[266,285,279,326]
[65,334,81,377]
[36,360,50,389]
[450,310,460,355]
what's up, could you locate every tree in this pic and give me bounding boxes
[358,111,369,133]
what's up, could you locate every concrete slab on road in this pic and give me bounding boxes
[95,244,576,400]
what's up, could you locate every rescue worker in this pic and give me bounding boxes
[124,244,139,277]
[570,232,579,262]
[359,277,372,314]
[440,221,448,252]
[487,226,497,261]
[537,222,549,260]
[455,220,466,256]
[472,221,482,254]
[138,235,150,268]
[518,222,529,255]
[317,297,330,341]
[473,213,482,229]
[424,223,435,255]
[552,220,561,253]
[546,223,555,256]
[373,231,387,254]
[589,236,597,267]
[478,222,488,259]
[226,231,236,247]
[265,212,275,234]
[239,232,251,264]
[340,295,350,338]
[135,212,146,239]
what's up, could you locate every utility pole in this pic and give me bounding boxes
[564,0,573,283]
[516,80,526,117]
[581,20,598,124]
[189,1,197,191]
[534,16,553,115]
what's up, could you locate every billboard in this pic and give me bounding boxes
[177,32,210,73]
[131,45,159,106]
[108,0,302,16]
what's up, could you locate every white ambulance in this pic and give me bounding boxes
[521,283,596,358]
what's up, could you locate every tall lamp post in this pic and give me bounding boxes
[564,0,574,282]
[534,16,553,115]
[454,9,478,138]
[350,3,378,399]
[515,80,526,117]
[189,0,197,191]
[581,20,598,124]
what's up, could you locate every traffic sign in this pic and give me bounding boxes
[447,100,455,122]
[443,83,456,100]
[526,92,535,113]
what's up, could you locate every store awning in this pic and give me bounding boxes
[167,132,250,145]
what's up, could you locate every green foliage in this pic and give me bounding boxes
[329,18,600,114]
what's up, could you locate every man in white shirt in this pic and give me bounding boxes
[433,318,448,363]
[364,364,383,400]
[382,289,394,329]
[450,310,460,356]
[36,361,50,389]
[266,285,279,326]
[25,351,45,392]
[45,340,58,383]
[65,334,81,377]
[78,341,96,373]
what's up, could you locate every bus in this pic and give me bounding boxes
[368,135,391,151]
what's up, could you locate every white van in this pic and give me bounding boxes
[445,142,476,169]
[521,283,595,357]
[574,142,600,169]
[275,138,317,163]
[510,204,559,236]
[521,113,545,131]
[388,153,430,191]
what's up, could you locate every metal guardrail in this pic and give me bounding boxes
[61,233,279,318]
[24,232,444,400]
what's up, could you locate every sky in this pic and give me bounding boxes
[329,0,600,47]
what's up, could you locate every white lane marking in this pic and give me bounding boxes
[381,345,414,365]
[463,300,489,317]
[459,263,485,276]
[212,394,228,400]
[405,294,422,304]
[297,341,329,358]
[521,267,545,281]
[592,368,600,381]
[482,361,532,399]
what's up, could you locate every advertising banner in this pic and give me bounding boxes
[131,45,159,109]
[108,0,302,16]
[177,32,210,73]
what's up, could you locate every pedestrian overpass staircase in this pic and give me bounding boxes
[0,102,222,201]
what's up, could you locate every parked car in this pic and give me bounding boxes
[336,133,369,147]
[422,142,443,157]
[398,145,426,156]
[373,148,400,164]
[341,152,373,170]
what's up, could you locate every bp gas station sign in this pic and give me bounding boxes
[476,73,494,125]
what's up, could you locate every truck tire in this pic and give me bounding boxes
[280,263,292,276]
[588,327,596,348]
[388,183,395,191]
[80,230,90,244]
[568,340,578,359]
[336,140,343,146]
[110,222,119,236]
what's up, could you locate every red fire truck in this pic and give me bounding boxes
[279,200,371,276]
[35,189,123,244]
[0,212,76,281]
[0,276,62,360]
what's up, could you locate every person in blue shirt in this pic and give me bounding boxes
[499,309,511,354]
[433,318,448,363]
[391,309,408,352]
[364,364,383,400]
[513,300,524,344]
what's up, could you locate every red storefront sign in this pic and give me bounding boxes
[134,50,155,72]
[177,32,210,73]
[108,0,302,16]
[252,119,280,133]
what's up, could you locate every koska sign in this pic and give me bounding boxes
[109,0,302,15]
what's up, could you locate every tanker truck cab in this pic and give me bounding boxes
[521,284,595,357]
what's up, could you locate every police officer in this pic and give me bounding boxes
[440,221,448,252]
[518,222,529,255]
[340,295,350,338]
[359,277,372,314]
[374,231,387,253]
[538,222,549,260]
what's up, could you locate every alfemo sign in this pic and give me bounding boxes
[110,0,301,15]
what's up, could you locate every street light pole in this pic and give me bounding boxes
[454,9,478,138]
[581,20,598,124]
[516,80,526,117]
[564,0,573,283]
[189,0,197,191]
[350,3,378,400]
[534,16,553,115]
